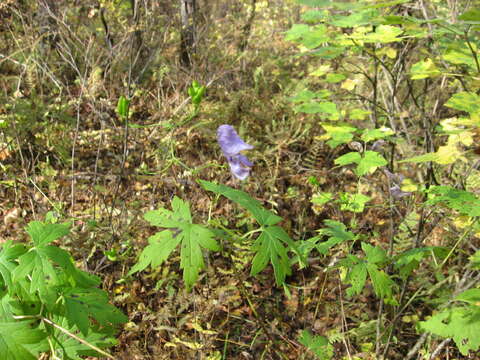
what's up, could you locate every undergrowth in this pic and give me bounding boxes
[1,0,480,359]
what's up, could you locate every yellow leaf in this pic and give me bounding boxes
[385,47,397,59]
[310,64,332,77]
[173,336,203,350]
[191,321,218,335]
[453,216,472,229]
[377,47,397,59]
[341,78,358,91]
[447,132,473,147]
[315,134,331,141]
[114,285,125,294]
[401,178,417,192]
[459,132,473,146]
[440,117,460,131]
[435,144,462,164]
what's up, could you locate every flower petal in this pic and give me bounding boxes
[238,154,253,167]
[227,155,251,180]
[217,125,253,157]
[390,184,412,199]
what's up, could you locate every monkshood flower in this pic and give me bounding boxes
[384,169,412,199]
[217,124,253,180]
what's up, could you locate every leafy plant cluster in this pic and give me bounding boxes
[0,220,127,359]
[280,0,480,358]
[126,181,480,358]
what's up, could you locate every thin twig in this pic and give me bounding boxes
[41,317,115,359]
[429,338,451,359]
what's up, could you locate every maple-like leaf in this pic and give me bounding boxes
[11,227,90,305]
[298,330,333,359]
[0,241,27,291]
[335,151,387,176]
[63,287,127,336]
[129,197,220,290]
[0,320,48,360]
[201,181,301,286]
[315,220,355,254]
[420,304,480,355]
[44,315,118,359]
[199,180,282,226]
[250,225,297,286]
[12,222,75,304]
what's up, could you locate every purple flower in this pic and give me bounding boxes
[217,125,253,180]
[384,169,412,199]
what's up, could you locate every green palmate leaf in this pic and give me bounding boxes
[294,101,338,117]
[455,289,480,305]
[298,330,333,359]
[285,24,310,41]
[345,262,368,297]
[339,192,371,213]
[426,186,480,216]
[342,243,396,303]
[128,231,180,274]
[25,221,70,246]
[360,127,394,142]
[420,305,480,355]
[1,220,125,359]
[322,124,356,148]
[352,25,403,43]
[325,73,346,83]
[459,9,480,22]
[356,151,387,176]
[285,24,329,49]
[362,242,387,264]
[315,220,355,254]
[311,45,346,59]
[47,315,118,360]
[199,180,282,226]
[311,192,333,206]
[330,9,378,28]
[130,196,220,289]
[297,219,354,263]
[180,224,219,287]
[144,196,192,228]
[63,287,127,336]
[334,151,361,166]
[410,58,441,79]
[442,43,478,69]
[399,152,439,163]
[335,151,387,176]
[13,248,58,304]
[366,263,395,302]
[303,26,330,49]
[394,247,448,278]
[0,241,26,290]
[11,231,83,304]
[0,320,48,360]
[445,92,480,115]
[289,89,317,103]
[251,225,297,286]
